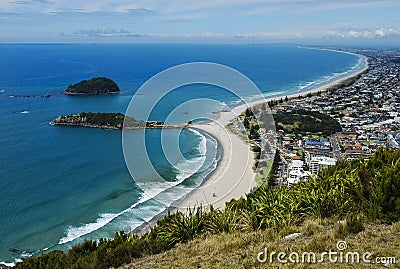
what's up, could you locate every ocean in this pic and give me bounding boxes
[0,44,365,264]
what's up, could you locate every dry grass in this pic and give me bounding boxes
[119,219,400,269]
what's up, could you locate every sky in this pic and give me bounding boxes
[0,0,399,45]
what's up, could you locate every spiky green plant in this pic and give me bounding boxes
[297,171,355,219]
[156,207,206,246]
[205,207,239,234]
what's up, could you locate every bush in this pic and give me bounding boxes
[17,149,400,268]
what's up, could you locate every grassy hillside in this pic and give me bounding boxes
[120,219,400,268]
[16,149,400,269]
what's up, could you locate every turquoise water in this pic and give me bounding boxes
[0,44,364,264]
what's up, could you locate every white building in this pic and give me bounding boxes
[287,160,310,186]
[309,157,337,175]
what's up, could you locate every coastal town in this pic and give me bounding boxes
[236,48,400,186]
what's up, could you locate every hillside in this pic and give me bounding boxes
[63,77,120,95]
[120,218,400,268]
[15,149,400,269]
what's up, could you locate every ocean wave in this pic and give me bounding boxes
[298,81,314,91]
[295,54,366,94]
[58,129,215,245]
[228,99,244,106]
[174,129,207,179]
[58,192,155,245]
[188,128,207,157]
[186,128,219,175]
[188,130,220,188]
[263,91,286,97]
[1,253,32,267]
[141,130,208,192]
[0,261,16,267]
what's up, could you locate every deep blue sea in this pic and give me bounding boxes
[0,44,365,264]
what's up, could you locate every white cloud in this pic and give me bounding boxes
[232,27,400,40]
[66,28,140,37]
[1,0,399,43]
[327,28,400,39]
[2,0,399,14]
[233,31,305,39]
[374,28,399,37]
[64,28,225,39]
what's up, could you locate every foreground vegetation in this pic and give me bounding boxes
[121,217,400,268]
[16,149,400,269]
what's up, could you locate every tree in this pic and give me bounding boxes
[64,77,120,95]
[243,118,250,129]
[245,108,254,118]
[267,149,281,187]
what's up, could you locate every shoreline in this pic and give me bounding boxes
[87,48,370,237]
[174,49,369,211]
[282,54,369,101]
[0,44,378,267]
[50,54,369,237]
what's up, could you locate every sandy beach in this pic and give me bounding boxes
[178,54,369,210]
[178,106,258,209]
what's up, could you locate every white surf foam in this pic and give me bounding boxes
[58,128,217,245]
[176,128,214,177]
[58,192,155,245]
[0,261,15,267]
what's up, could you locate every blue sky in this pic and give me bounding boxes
[0,0,399,45]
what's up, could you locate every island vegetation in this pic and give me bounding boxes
[16,148,400,269]
[10,93,51,98]
[50,112,183,130]
[63,77,120,95]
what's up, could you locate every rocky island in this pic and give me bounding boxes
[50,112,189,130]
[63,77,121,95]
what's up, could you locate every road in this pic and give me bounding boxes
[331,134,343,161]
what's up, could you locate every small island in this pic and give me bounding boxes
[50,112,189,130]
[63,77,121,95]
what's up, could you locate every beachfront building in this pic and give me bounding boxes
[287,160,310,186]
[309,157,337,175]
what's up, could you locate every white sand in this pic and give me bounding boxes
[178,105,258,210]
[177,56,369,210]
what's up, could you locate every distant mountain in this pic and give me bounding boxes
[63,77,120,95]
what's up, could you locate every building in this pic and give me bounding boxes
[287,160,310,186]
[309,157,337,175]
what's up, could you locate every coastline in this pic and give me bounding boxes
[59,48,370,238]
[282,53,369,101]
[175,50,369,210]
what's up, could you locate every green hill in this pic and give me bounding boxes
[274,109,342,136]
[63,77,120,95]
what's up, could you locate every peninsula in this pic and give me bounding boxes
[50,112,189,130]
[63,77,120,95]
